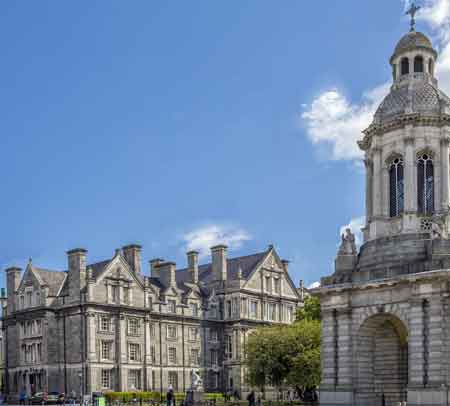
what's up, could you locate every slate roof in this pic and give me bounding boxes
[33,267,67,296]
[392,31,436,61]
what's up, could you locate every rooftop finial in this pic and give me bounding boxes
[406,2,421,32]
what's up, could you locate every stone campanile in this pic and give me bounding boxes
[360,24,450,242]
[317,6,450,406]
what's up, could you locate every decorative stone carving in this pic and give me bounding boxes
[189,369,203,391]
[338,228,357,256]
[431,214,448,239]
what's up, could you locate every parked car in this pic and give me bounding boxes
[30,392,46,404]
[47,392,61,405]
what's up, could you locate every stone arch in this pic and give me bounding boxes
[354,312,408,406]
[401,57,410,75]
[414,55,424,73]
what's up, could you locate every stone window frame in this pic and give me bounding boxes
[190,302,199,317]
[167,325,177,340]
[210,349,218,366]
[168,299,177,314]
[168,347,177,364]
[101,340,113,360]
[387,154,405,218]
[101,369,111,389]
[128,369,141,390]
[127,318,140,336]
[100,316,111,333]
[188,327,198,341]
[168,371,178,391]
[250,300,258,319]
[209,329,218,342]
[190,348,200,365]
[150,345,156,364]
[417,149,435,215]
[128,342,140,362]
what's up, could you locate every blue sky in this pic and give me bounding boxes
[1,0,449,288]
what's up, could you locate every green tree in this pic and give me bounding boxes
[295,295,321,322]
[245,318,321,395]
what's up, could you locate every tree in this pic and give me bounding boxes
[295,295,321,322]
[245,318,321,395]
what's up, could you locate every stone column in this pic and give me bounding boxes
[365,159,372,221]
[87,313,96,361]
[373,147,383,218]
[404,133,416,213]
[382,167,390,217]
[337,309,353,388]
[428,296,445,386]
[144,316,151,391]
[441,136,450,212]
[117,315,127,391]
[409,299,426,386]
[320,309,337,389]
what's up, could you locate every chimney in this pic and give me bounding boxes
[122,244,142,274]
[281,259,290,273]
[6,267,21,312]
[187,251,199,284]
[149,258,164,278]
[211,245,227,281]
[299,279,304,301]
[158,262,176,287]
[67,248,87,300]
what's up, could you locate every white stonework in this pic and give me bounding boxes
[2,245,301,400]
[317,23,450,406]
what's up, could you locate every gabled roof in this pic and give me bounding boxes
[33,267,67,296]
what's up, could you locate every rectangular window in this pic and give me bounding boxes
[148,296,153,310]
[150,323,155,337]
[151,370,156,390]
[168,300,176,313]
[210,349,217,366]
[189,327,198,341]
[101,370,111,389]
[37,343,42,362]
[210,305,217,319]
[129,343,140,361]
[226,301,232,319]
[191,303,198,317]
[128,369,141,390]
[168,371,178,391]
[209,329,218,342]
[101,341,112,360]
[274,278,281,294]
[111,285,119,303]
[151,346,156,364]
[250,301,257,319]
[225,335,232,359]
[232,298,238,316]
[265,276,272,293]
[168,347,177,364]
[36,320,42,334]
[167,325,177,339]
[128,318,140,336]
[268,303,277,321]
[27,291,32,307]
[100,316,111,332]
[123,287,130,304]
[241,298,248,316]
[190,348,199,365]
[20,296,24,309]
[287,306,293,323]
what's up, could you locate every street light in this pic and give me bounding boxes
[78,371,83,405]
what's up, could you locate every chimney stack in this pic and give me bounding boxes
[122,244,142,274]
[299,279,304,301]
[187,251,199,284]
[281,259,290,273]
[67,248,87,301]
[6,267,21,312]
[158,262,177,287]
[211,245,227,281]
[149,258,164,278]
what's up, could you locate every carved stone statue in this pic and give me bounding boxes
[338,228,357,255]
[189,369,203,391]
[431,214,447,240]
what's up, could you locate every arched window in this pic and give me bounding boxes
[429,59,434,75]
[389,157,404,217]
[414,55,424,73]
[417,153,434,215]
[401,58,410,75]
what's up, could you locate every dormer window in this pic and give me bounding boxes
[168,300,176,313]
[414,55,424,73]
[401,57,410,75]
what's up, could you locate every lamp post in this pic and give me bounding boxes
[78,371,83,406]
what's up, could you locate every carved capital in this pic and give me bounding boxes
[440,137,450,146]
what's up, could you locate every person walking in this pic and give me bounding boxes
[167,386,175,406]
[247,390,255,406]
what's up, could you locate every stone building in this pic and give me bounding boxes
[2,244,301,399]
[316,11,450,406]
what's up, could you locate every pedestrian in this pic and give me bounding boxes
[246,390,255,406]
[19,389,26,406]
[167,386,175,406]
[70,390,76,406]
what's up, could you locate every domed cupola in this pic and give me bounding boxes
[372,28,450,124]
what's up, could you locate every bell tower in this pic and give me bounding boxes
[359,16,450,242]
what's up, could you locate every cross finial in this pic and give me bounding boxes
[406,2,421,32]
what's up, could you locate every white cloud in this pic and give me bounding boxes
[301,84,390,161]
[340,216,366,247]
[301,0,450,161]
[182,224,251,259]
[307,281,321,289]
